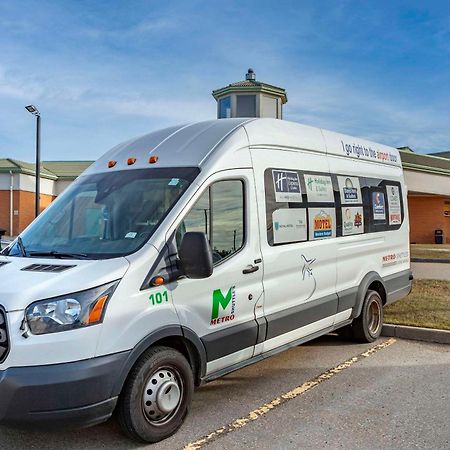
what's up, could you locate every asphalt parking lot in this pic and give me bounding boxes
[1,336,449,449]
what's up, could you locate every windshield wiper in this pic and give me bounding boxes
[28,251,89,260]
[17,236,27,257]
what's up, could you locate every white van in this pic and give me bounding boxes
[0,118,411,442]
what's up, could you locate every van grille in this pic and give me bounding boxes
[0,309,9,363]
[21,264,76,273]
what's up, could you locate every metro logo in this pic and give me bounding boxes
[211,287,236,325]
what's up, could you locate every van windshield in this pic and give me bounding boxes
[6,167,199,259]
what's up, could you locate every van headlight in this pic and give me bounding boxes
[25,281,119,335]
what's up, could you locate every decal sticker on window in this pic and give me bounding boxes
[272,208,307,244]
[308,208,336,240]
[304,174,334,203]
[342,207,364,236]
[149,290,169,306]
[372,192,386,221]
[168,178,180,186]
[337,176,362,204]
[272,170,302,203]
[125,231,137,239]
[211,286,236,325]
[386,185,401,225]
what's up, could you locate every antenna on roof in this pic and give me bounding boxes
[245,68,256,81]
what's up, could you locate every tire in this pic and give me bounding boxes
[352,290,384,343]
[117,345,194,443]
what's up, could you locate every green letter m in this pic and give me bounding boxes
[211,288,233,320]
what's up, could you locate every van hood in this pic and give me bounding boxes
[0,256,130,312]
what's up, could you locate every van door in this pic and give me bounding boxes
[167,169,264,375]
[250,148,339,354]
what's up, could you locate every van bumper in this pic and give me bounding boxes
[0,351,130,429]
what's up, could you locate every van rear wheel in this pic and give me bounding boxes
[117,346,194,443]
[352,290,384,343]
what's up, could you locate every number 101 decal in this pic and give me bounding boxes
[149,291,169,306]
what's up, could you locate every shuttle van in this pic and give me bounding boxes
[0,118,412,442]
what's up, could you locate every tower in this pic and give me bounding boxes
[212,68,287,119]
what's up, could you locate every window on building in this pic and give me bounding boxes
[177,180,245,264]
[218,96,231,119]
[236,95,256,117]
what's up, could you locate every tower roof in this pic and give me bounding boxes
[212,68,288,103]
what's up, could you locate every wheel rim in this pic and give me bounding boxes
[367,297,382,336]
[142,366,183,425]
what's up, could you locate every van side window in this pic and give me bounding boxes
[265,168,404,243]
[177,189,210,244]
[177,180,245,264]
[361,179,403,233]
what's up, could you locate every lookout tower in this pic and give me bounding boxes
[212,68,287,119]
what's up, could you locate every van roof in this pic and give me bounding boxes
[83,118,402,176]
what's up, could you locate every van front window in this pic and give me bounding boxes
[6,167,199,259]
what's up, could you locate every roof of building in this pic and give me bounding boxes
[398,149,450,176]
[212,69,288,103]
[429,150,450,159]
[397,146,414,153]
[0,158,58,179]
[41,161,93,180]
[0,158,93,180]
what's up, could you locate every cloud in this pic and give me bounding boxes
[76,16,180,41]
[285,71,450,152]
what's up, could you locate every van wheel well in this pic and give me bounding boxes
[152,336,201,386]
[368,280,387,305]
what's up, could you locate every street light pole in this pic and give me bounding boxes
[25,105,41,217]
[35,114,41,217]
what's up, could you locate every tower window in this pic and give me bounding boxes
[218,96,231,119]
[236,95,256,117]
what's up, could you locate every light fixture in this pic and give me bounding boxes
[25,105,40,116]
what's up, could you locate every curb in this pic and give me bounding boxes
[411,258,450,264]
[382,324,450,345]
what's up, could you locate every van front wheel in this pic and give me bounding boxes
[117,346,194,443]
[352,290,384,343]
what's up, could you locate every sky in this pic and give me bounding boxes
[1,0,450,161]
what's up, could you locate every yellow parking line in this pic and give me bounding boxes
[183,338,397,450]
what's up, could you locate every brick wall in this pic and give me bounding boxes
[0,190,55,236]
[408,196,450,244]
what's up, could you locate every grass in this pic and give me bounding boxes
[384,279,450,331]
[410,244,450,260]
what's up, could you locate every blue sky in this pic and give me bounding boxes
[1,0,450,161]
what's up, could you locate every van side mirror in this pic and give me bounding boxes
[179,232,213,279]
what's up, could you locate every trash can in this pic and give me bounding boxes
[435,229,444,244]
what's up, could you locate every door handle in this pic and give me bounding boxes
[243,265,259,274]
